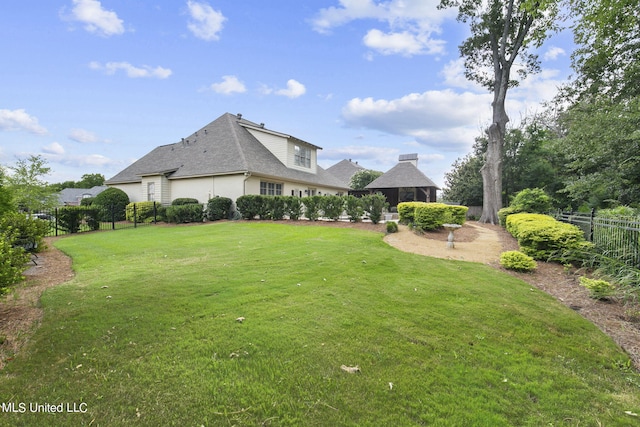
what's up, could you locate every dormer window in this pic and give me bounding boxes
[294,145,311,168]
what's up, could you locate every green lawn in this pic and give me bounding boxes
[2,222,639,426]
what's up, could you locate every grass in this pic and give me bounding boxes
[1,222,639,426]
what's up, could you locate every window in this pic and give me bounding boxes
[294,145,311,168]
[260,181,282,196]
[147,182,155,201]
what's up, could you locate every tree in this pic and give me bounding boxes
[349,169,383,190]
[438,0,559,224]
[6,155,58,213]
[77,173,105,188]
[442,153,483,205]
[569,0,640,101]
[0,166,15,216]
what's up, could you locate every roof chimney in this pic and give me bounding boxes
[399,153,418,167]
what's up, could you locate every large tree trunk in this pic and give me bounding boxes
[479,123,504,224]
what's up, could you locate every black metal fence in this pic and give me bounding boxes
[36,203,160,237]
[554,210,640,269]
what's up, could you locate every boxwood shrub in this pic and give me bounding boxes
[362,193,388,224]
[320,195,344,221]
[57,206,100,233]
[236,195,267,220]
[399,202,468,231]
[165,203,204,223]
[284,196,303,220]
[505,213,592,261]
[206,197,233,221]
[126,202,164,223]
[302,196,322,221]
[500,251,537,272]
[172,198,200,206]
[0,230,30,294]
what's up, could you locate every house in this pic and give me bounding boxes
[58,185,108,206]
[325,159,366,189]
[105,113,349,205]
[365,154,439,207]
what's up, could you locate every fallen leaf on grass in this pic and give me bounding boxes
[236,316,245,323]
[340,365,361,374]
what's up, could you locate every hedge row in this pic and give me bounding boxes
[398,202,468,231]
[505,213,593,261]
[235,194,389,224]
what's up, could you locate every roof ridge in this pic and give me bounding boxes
[225,113,249,170]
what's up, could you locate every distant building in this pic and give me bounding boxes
[365,154,439,207]
[325,159,366,189]
[58,185,108,206]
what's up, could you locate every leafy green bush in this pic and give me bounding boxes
[500,251,537,272]
[302,196,322,221]
[93,188,129,221]
[506,213,592,261]
[0,230,30,294]
[284,196,303,220]
[57,206,100,233]
[206,197,233,221]
[320,195,344,221]
[579,277,616,300]
[265,196,287,220]
[172,198,200,206]
[0,212,50,252]
[165,204,204,223]
[499,188,551,226]
[236,195,266,220]
[397,202,424,224]
[362,193,388,224]
[386,221,398,233]
[345,195,364,222]
[126,202,163,223]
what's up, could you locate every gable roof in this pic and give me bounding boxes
[106,113,347,189]
[325,159,366,188]
[365,162,440,189]
[58,185,108,205]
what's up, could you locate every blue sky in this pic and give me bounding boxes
[1,0,575,188]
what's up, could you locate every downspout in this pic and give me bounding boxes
[243,171,251,195]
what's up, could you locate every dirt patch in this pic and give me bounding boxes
[1,221,639,372]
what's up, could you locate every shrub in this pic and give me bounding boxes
[165,204,204,223]
[57,206,100,233]
[345,195,364,222]
[500,251,537,272]
[172,198,200,206]
[397,202,424,224]
[506,213,592,261]
[499,188,551,226]
[126,202,163,223]
[386,221,398,233]
[362,193,388,224]
[0,212,50,252]
[579,277,616,300]
[320,195,344,221]
[236,195,266,220]
[414,204,448,231]
[207,197,233,221]
[284,196,303,220]
[0,230,30,294]
[265,196,286,220]
[302,196,322,221]
[93,188,129,221]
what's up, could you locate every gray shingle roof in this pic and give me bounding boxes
[365,162,440,189]
[106,113,347,189]
[325,159,366,188]
[58,186,108,205]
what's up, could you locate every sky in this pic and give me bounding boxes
[0,0,576,188]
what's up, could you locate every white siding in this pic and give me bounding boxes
[109,183,141,203]
[246,128,288,165]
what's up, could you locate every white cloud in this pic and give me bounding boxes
[0,109,48,135]
[342,89,492,150]
[89,61,172,79]
[275,79,307,98]
[210,75,247,95]
[43,142,65,155]
[187,1,226,41]
[544,46,566,61]
[69,128,99,143]
[311,0,452,57]
[363,29,445,56]
[67,0,125,37]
